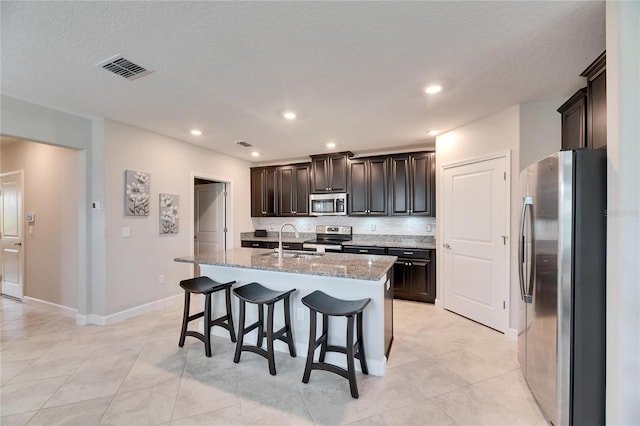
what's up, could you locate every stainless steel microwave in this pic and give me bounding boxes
[309,193,347,216]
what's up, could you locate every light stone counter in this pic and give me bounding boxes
[343,240,436,250]
[175,248,396,281]
[174,248,395,376]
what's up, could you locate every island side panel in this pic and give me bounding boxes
[200,263,388,376]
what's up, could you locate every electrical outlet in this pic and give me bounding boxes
[297,307,304,321]
[158,274,166,285]
[122,227,130,238]
[371,224,376,231]
[426,224,432,232]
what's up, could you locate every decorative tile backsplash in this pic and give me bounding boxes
[251,216,436,236]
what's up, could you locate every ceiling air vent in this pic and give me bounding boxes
[236,141,253,148]
[96,55,153,81]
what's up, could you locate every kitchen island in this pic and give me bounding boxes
[175,248,396,376]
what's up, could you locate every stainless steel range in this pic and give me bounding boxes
[303,225,352,252]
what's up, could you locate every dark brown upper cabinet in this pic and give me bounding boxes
[348,156,388,216]
[558,88,588,151]
[581,51,606,150]
[277,163,310,216]
[250,167,277,217]
[310,152,353,193]
[389,152,435,216]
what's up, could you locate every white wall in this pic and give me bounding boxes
[605,2,640,424]
[1,140,80,308]
[435,106,520,330]
[0,96,92,150]
[103,120,252,314]
[520,99,563,170]
[435,101,561,332]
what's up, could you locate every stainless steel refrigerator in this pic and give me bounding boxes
[518,149,606,426]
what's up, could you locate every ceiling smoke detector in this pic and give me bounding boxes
[96,55,153,80]
[236,141,253,148]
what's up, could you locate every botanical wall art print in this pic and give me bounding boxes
[125,170,150,216]
[159,193,179,234]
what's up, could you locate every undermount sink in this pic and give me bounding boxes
[263,251,324,259]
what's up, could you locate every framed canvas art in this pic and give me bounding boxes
[159,193,179,234]
[125,170,150,216]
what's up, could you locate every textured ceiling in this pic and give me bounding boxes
[1,1,604,163]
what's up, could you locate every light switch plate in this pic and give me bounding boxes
[122,227,130,238]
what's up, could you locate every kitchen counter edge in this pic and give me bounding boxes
[175,248,396,281]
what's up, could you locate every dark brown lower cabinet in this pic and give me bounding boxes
[389,248,435,303]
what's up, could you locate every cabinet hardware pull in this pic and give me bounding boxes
[403,252,413,255]
[359,249,369,253]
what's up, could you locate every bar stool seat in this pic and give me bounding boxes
[233,282,296,375]
[301,290,371,398]
[178,276,236,357]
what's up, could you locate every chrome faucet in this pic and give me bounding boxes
[278,223,300,261]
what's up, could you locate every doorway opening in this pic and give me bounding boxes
[0,136,82,310]
[192,175,230,276]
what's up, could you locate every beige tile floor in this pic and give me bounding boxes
[0,295,546,425]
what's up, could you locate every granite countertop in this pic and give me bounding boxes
[240,232,436,249]
[175,248,396,281]
[343,240,437,250]
[344,234,437,250]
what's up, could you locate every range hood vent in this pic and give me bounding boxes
[97,55,153,80]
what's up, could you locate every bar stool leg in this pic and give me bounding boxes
[346,315,358,398]
[319,313,329,363]
[266,303,276,375]
[357,311,368,374]
[179,290,190,347]
[302,309,317,384]
[283,295,296,357]
[256,304,265,347]
[225,287,237,343]
[233,300,246,364]
[203,293,212,357]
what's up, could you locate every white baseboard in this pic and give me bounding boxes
[76,294,182,326]
[23,296,77,318]
[506,327,518,341]
[435,298,443,310]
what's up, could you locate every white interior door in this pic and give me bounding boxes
[442,156,509,332]
[194,183,227,257]
[1,171,24,299]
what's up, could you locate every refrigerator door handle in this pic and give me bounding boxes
[519,196,534,303]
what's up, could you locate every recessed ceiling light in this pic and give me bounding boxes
[283,111,297,120]
[428,130,440,136]
[190,129,202,136]
[251,151,260,157]
[425,85,442,94]
[326,142,336,149]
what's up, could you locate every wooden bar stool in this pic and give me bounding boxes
[233,282,296,375]
[178,276,236,357]
[301,290,371,398]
